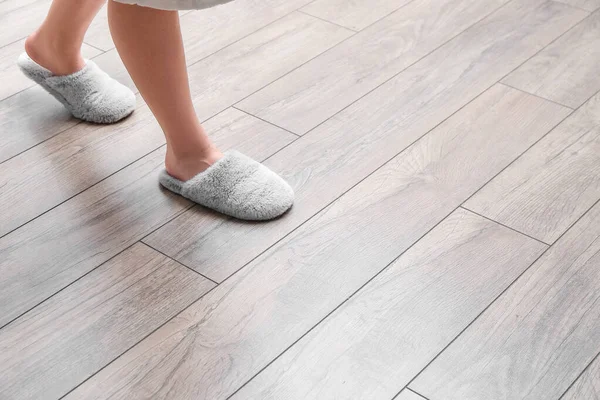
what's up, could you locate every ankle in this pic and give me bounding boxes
[25,29,85,76]
[165,145,223,181]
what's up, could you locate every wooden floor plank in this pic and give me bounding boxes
[0,108,295,328]
[184,12,352,122]
[231,209,546,400]
[0,0,50,48]
[180,0,316,63]
[411,202,600,400]
[557,0,600,11]
[301,0,412,31]
[503,11,600,109]
[0,13,344,238]
[465,90,600,243]
[0,38,102,101]
[0,86,80,164]
[0,243,214,400]
[66,84,565,400]
[0,98,162,238]
[562,356,600,400]
[146,0,583,283]
[395,390,429,400]
[237,0,506,135]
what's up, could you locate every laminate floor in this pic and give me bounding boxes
[0,0,598,399]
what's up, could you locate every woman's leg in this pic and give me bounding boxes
[26,0,105,75]
[107,1,222,181]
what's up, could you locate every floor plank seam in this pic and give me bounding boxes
[140,240,219,285]
[295,9,360,32]
[0,119,83,165]
[232,106,301,137]
[402,197,600,399]
[232,0,511,119]
[459,108,575,207]
[0,143,162,241]
[557,350,600,399]
[460,206,551,246]
[498,82,575,110]
[82,41,107,54]
[554,0,596,13]
[299,0,421,33]
[0,36,26,51]
[407,387,431,400]
[0,241,138,332]
[226,203,468,400]
[495,5,593,85]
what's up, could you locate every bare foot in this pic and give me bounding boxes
[25,30,85,76]
[165,146,224,181]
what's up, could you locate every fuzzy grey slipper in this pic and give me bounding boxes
[17,53,135,124]
[159,151,294,221]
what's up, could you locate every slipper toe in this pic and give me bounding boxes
[160,151,294,221]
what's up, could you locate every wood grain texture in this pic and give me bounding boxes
[503,11,600,108]
[0,0,50,48]
[0,38,102,101]
[180,0,315,63]
[66,84,564,400]
[465,90,600,243]
[301,0,411,30]
[238,0,507,135]
[562,356,600,400]
[147,0,583,283]
[0,13,337,238]
[0,98,161,238]
[411,202,600,400]
[231,209,546,400]
[0,86,79,163]
[395,390,428,400]
[557,0,600,11]
[184,12,352,122]
[0,108,295,328]
[0,243,214,400]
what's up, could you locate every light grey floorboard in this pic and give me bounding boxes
[466,89,600,243]
[230,208,545,400]
[557,0,600,11]
[503,10,600,109]
[0,86,80,163]
[411,200,600,400]
[0,0,50,48]
[301,0,412,31]
[237,0,507,135]
[66,83,565,400]
[562,356,600,400]
[0,243,214,400]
